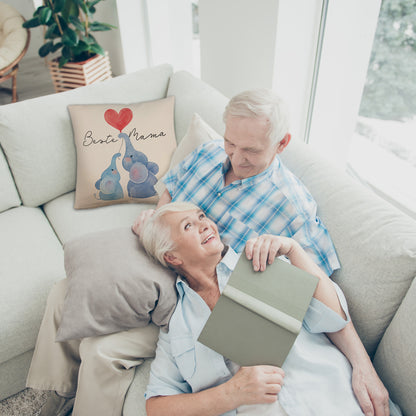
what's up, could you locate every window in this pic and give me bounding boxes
[347,0,416,218]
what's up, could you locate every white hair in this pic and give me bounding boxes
[140,202,200,267]
[223,89,290,145]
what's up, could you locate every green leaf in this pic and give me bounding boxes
[53,0,65,13]
[22,17,41,28]
[74,0,88,14]
[89,22,114,31]
[51,42,63,53]
[62,0,80,21]
[89,43,105,56]
[44,23,59,39]
[69,16,85,32]
[38,41,53,57]
[62,28,79,46]
[39,7,53,24]
[61,45,72,59]
[59,55,69,67]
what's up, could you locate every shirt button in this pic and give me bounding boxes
[217,192,222,197]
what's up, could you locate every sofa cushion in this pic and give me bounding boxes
[68,97,176,209]
[0,64,173,207]
[373,277,416,416]
[280,141,416,356]
[123,358,153,416]
[0,145,20,213]
[56,228,177,341]
[43,191,151,244]
[0,206,65,364]
[169,113,222,169]
[167,70,228,143]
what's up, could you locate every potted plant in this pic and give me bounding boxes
[23,0,116,92]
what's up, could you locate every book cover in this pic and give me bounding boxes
[198,255,319,367]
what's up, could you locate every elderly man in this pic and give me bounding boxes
[28,90,388,416]
[133,89,389,415]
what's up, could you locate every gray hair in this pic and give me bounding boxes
[223,89,290,145]
[140,202,200,267]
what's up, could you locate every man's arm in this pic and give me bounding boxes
[327,323,390,416]
[245,235,390,416]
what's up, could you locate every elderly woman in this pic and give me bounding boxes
[140,202,400,416]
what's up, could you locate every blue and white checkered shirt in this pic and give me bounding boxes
[163,140,340,276]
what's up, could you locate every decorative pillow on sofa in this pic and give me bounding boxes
[170,112,223,168]
[56,227,178,342]
[68,97,176,209]
[155,113,223,195]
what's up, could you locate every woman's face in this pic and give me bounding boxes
[162,209,224,267]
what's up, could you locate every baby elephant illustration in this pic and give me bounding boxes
[119,133,159,198]
[95,153,124,200]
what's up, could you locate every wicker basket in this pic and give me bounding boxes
[47,52,112,93]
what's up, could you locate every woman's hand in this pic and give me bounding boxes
[225,365,284,407]
[245,235,297,271]
[131,209,156,236]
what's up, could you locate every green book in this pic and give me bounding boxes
[198,255,319,367]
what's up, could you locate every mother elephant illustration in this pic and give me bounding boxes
[119,133,159,198]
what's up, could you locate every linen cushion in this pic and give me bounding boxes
[43,191,151,245]
[0,206,65,364]
[56,227,178,341]
[68,97,176,209]
[170,113,222,168]
[0,64,173,207]
[155,113,222,196]
[373,277,416,416]
[280,141,416,356]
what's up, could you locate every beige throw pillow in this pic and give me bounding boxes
[68,97,176,209]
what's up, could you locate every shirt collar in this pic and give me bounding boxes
[221,156,280,187]
[175,246,240,295]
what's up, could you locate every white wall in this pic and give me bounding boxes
[199,0,280,98]
[198,0,323,144]
[147,0,194,72]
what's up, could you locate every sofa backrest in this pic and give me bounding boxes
[167,70,229,142]
[0,144,21,212]
[0,64,173,207]
[281,141,416,355]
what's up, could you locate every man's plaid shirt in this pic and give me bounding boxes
[163,140,340,276]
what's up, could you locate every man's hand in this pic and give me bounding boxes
[352,364,390,416]
[245,235,296,271]
[131,209,156,236]
[225,365,284,408]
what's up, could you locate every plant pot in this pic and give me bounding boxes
[47,52,112,93]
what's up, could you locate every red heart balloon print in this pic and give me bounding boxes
[104,108,133,132]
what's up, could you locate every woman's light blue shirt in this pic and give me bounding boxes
[145,248,395,415]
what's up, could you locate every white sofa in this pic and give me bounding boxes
[0,64,415,416]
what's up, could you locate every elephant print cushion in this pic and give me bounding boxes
[68,97,176,209]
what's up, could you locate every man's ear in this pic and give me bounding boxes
[276,133,291,154]
[164,252,183,266]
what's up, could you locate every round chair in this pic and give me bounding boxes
[0,2,30,103]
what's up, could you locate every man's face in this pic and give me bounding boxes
[224,116,279,179]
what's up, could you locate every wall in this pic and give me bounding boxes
[198,0,322,144]
[199,0,280,99]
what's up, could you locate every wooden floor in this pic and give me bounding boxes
[0,56,56,105]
